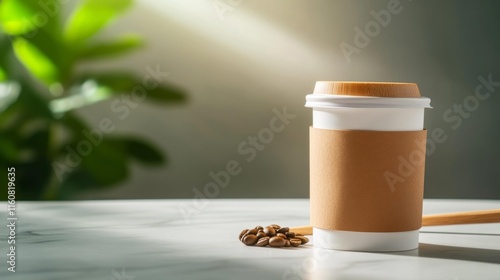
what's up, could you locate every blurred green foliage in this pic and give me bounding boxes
[0,0,186,200]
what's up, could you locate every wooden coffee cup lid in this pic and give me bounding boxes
[313,81,421,98]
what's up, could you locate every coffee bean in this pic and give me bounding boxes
[269,224,281,230]
[295,236,309,244]
[290,238,301,247]
[264,226,276,237]
[276,233,287,239]
[277,227,289,234]
[242,234,258,246]
[295,233,303,236]
[285,232,295,239]
[256,237,270,247]
[239,229,248,240]
[284,239,291,247]
[241,229,257,240]
[256,231,267,239]
[269,236,286,247]
[247,228,258,235]
[255,226,264,231]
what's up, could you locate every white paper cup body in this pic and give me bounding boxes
[313,107,424,131]
[305,94,431,252]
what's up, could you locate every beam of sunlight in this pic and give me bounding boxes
[140,0,328,72]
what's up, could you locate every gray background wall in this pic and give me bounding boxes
[76,0,500,199]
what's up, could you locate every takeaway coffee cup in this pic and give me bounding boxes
[305,82,431,251]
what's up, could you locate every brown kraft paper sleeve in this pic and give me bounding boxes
[310,127,427,232]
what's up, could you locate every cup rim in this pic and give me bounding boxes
[305,94,432,109]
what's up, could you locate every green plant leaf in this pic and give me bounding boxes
[19,28,66,75]
[0,66,6,81]
[14,79,54,120]
[54,115,121,186]
[0,1,65,73]
[146,84,186,103]
[69,139,129,186]
[77,72,135,91]
[0,0,37,35]
[0,82,21,112]
[0,0,62,36]
[23,127,50,156]
[64,0,133,44]
[16,158,53,200]
[57,168,98,198]
[76,72,187,103]
[59,112,91,139]
[0,36,11,82]
[110,137,165,165]
[12,37,59,85]
[0,34,11,73]
[0,137,20,161]
[77,34,143,60]
[49,80,113,114]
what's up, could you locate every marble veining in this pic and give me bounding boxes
[1,199,499,280]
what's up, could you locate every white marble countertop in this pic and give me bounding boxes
[1,199,500,280]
